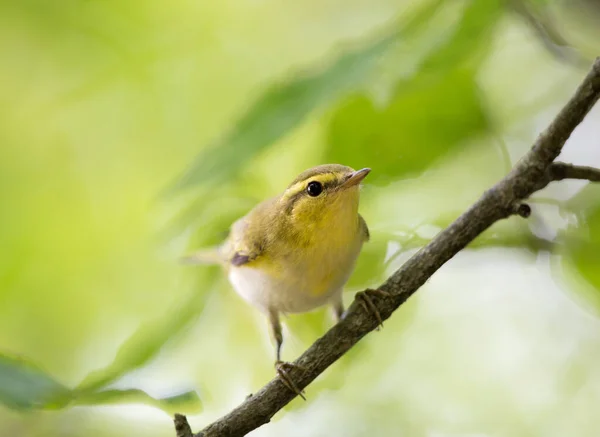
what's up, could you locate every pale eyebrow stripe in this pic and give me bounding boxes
[287,164,349,186]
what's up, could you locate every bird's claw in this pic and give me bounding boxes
[275,361,306,400]
[355,288,391,330]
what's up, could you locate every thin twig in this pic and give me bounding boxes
[175,57,600,437]
[549,162,600,182]
[532,161,600,192]
[508,0,590,68]
[174,414,194,437]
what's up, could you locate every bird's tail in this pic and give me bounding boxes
[179,248,223,266]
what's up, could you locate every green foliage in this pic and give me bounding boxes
[77,272,216,393]
[0,354,201,414]
[168,33,396,193]
[348,234,389,288]
[560,185,600,313]
[326,0,502,183]
[421,0,503,71]
[0,355,69,410]
[567,213,600,310]
[326,68,489,183]
[72,388,202,416]
[168,0,443,194]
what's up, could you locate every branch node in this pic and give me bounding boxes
[515,203,532,218]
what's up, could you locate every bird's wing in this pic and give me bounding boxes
[222,197,275,267]
[359,214,370,242]
[181,198,276,267]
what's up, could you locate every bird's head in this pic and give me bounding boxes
[279,164,370,233]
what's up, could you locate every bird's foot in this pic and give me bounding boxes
[355,288,392,330]
[275,360,306,401]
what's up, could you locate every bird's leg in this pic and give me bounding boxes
[331,293,345,323]
[270,309,283,363]
[268,309,306,400]
[355,288,392,330]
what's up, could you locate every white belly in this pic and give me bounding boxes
[228,263,349,314]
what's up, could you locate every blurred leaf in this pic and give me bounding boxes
[76,272,217,392]
[0,354,202,415]
[560,186,600,312]
[0,354,69,410]
[368,209,551,272]
[326,68,489,184]
[162,189,256,247]
[286,309,330,351]
[73,388,202,415]
[168,0,444,194]
[565,183,600,213]
[325,0,503,183]
[421,0,504,71]
[508,0,590,67]
[347,234,389,289]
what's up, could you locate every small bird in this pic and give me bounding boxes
[182,164,384,396]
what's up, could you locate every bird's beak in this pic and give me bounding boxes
[343,168,371,188]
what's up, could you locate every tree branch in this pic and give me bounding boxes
[174,57,600,437]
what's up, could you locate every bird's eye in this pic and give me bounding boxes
[306,181,323,197]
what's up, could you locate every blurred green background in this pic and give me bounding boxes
[1,0,600,436]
